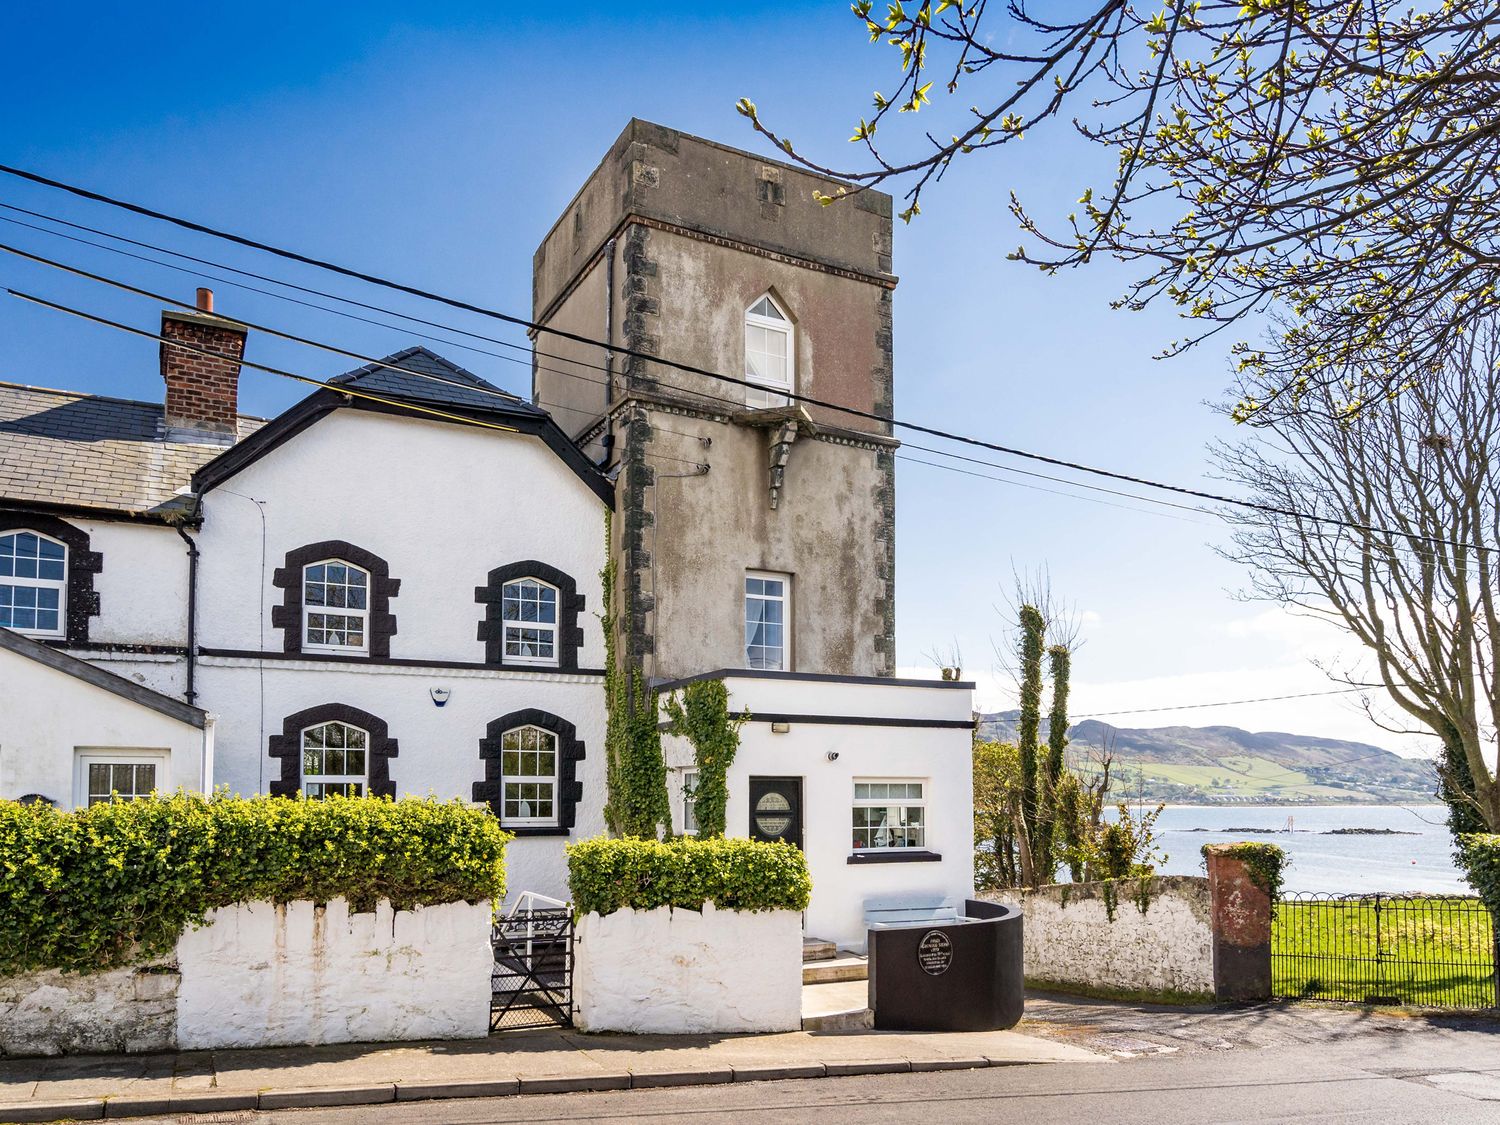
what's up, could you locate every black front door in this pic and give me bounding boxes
[749,776,803,849]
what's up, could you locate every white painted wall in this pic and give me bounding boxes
[175,897,493,1049]
[991,877,1216,997]
[1,897,494,1057]
[195,657,605,903]
[574,904,803,1033]
[78,518,190,648]
[0,643,208,809]
[188,409,609,907]
[662,675,975,951]
[195,410,606,667]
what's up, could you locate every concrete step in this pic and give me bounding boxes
[802,937,837,963]
[802,953,868,985]
[800,980,873,1033]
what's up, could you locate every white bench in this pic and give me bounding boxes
[864,895,961,930]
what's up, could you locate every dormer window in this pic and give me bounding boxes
[0,530,67,638]
[303,560,370,653]
[501,578,559,665]
[745,294,794,409]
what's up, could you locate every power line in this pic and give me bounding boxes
[1072,686,1372,719]
[4,234,1179,520]
[5,289,521,438]
[0,162,1487,554]
[897,454,1214,524]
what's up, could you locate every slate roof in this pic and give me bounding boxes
[0,381,266,520]
[0,346,612,518]
[329,346,544,417]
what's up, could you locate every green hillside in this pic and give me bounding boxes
[976,713,1435,805]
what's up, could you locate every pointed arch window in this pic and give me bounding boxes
[744,294,794,409]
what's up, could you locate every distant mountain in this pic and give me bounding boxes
[976,711,1435,805]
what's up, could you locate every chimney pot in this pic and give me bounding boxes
[196,287,214,312]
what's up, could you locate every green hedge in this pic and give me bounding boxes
[1459,834,1500,917]
[0,793,510,975]
[566,836,811,916]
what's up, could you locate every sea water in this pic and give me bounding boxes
[1146,804,1470,894]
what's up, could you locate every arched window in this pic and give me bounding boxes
[744,294,794,409]
[0,530,67,637]
[301,720,368,797]
[501,577,559,665]
[302,560,370,653]
[475,561,584,670]
[500,724,558,825]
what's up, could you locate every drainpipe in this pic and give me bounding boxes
[175,497,202,705]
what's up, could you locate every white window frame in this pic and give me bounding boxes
[501,577,561,667]
[0,529,67,639]
[745,570,790,671]
[744,294,794,409]
[302,558,371,655]
[851,778,927,851]
[500,724,560,827]
[681,768,700,836]
[73,749,169,809]
[301,720,369,798]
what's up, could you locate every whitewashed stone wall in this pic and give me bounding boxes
[0,897,493,1057]
[176,898,493,1049]
[992,876,1215,997]
[574,904,802,1033]
[0,962,179,1057]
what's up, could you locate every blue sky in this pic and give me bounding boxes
[0,3,1428,756]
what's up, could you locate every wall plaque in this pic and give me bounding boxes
[917,929,953,976]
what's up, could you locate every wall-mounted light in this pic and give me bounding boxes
[430,687,451,707]
[771,721,790,734]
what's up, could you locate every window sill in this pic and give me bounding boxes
[846,850,943,865]
[505,826,571,838]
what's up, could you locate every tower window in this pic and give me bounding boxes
[745,295,794,409]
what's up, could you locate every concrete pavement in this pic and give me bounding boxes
[0,1023,1098,1122]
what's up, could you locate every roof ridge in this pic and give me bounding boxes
[330,346,517,398]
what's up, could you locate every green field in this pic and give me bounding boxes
[1126,755,1356,801]
[1273,897,1497,1008]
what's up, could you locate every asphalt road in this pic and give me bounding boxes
[115,999,1500,1125]
[124,1014,1500,1125]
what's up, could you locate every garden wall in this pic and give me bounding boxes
[989,876,1217,998]
[0,898,493,1057]
[573,904,802,1033]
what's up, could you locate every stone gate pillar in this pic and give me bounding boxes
[1205,846,1273,1002]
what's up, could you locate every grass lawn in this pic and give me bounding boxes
[1273,896,1497,1008]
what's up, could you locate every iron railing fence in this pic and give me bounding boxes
[1273,892,1496,1009]
[491,906,573,1031]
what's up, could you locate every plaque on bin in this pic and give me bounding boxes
[917,930,953,976]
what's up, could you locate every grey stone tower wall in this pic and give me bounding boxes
[533,120,898,680]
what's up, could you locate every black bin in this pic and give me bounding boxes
[867,899,1023,1031]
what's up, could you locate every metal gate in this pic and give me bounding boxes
[1272,892,1496,1009]
[491,896,573,1031]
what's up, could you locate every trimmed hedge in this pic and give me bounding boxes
[1459,833,1500,918]
[0,793,510,974]
[566,836,811,917]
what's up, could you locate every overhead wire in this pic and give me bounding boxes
[4,290,520,437]
[0,226,1352,525]
[0,163,1488,554]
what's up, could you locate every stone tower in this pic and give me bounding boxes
[532,119,897,682]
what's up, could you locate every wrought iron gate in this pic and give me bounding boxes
[1272,892,1496,1009]
[491,903,573,1031]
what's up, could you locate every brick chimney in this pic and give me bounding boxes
[160,288,246,437]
